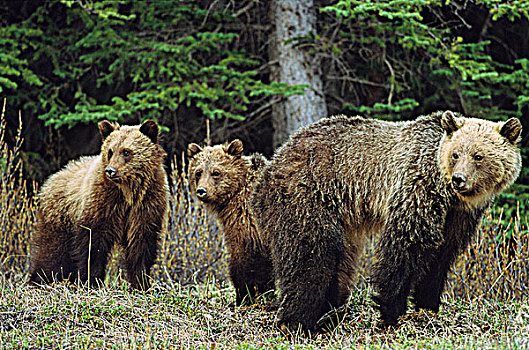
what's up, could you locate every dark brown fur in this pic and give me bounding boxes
[250,111,522,333]
[187,140,273,305]
[29,120,169,290]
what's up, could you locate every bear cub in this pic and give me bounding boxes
[187,140,274,305]
[250,111,522,333]
[29,120,169,290]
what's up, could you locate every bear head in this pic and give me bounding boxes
[187,139,246,208]
[98,119,163,186]
[439,111,522,207]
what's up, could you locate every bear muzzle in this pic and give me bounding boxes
[196,186,208,201]
[105,166,119,180]
[451,172,474,195]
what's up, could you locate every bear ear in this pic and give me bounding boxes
[139,120,159,144]
[441,111,463,136]
[498,118,522,144]
[226,139,243,158]
[99,120,116,141]
[250,153,267,171]
[187,143,203,159]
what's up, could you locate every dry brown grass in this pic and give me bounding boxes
[0,99,37,279]
[448,205,529,301]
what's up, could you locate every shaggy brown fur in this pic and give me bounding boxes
[250,111,522,333]
[187,140,273,305]
[29,120,169,290]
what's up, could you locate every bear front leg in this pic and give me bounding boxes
[412,234,461,312]
[372,199,445,327]
[413,207,483,312]
[411,253,451,312]
[371,240,414,327]
[252,254,275,299]
[123,224,160,290]
[230,262,256,306]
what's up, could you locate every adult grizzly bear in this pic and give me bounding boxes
[250,111,522,332]
[187,140,274,305]
[29,120,169,290]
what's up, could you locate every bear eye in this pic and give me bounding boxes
[212,170,221,178]
[108,150,113,159]
[195,170,202,179]
[452,152,459,160]
[474,154,483,161]
[122,149,131,157]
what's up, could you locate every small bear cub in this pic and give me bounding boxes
[187,140,274,305]
[29,120,169,290]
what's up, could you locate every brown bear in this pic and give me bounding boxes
[187,140,274,305]
[250,111,522,333]
[29,120,169,290]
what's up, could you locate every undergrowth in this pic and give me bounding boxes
[154,153,227,285]
[0,100,37,278]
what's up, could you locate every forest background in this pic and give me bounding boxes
[1,0,528,205]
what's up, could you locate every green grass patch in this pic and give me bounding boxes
[1,275,528,348]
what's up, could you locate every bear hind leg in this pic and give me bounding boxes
[230,251,274,306]
[274,215,346,334]
[29,224,74,285]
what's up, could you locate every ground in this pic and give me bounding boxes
[1,273,527,349]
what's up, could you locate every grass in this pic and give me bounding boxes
[1,100,529,347]
[1,274,528,348]
[0,101,37,279]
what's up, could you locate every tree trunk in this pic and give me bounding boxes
[269,0,328,147]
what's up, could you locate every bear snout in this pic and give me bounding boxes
[196,186,207,199]
[105,166,117,179]
[451,173,467,190]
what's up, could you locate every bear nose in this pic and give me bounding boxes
[105,166,117,178]
[196,187,207,198]
[452,173,467,189]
